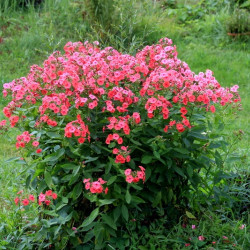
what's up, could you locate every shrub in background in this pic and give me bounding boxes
[0,38,241,248]
[82,0,165,53]
[226,8,250,33]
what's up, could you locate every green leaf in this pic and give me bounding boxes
[125,190,131,204]
[132,196,145,204]
[61,163,79,170]
[145,168,151,182]
[44,171,52,188]
[84,156,99,164]
[99,199,116,206]
[153,151,161,159]
[107,176,117,186]
[130,138,142,146]
[113,207,121,223]
[152,191,161,208]
[186,211,196,219]
[102,214,117,230]
[46,132,61,139]
[81,208,99,228]
[42,148,65,162]
[121,204,129,221]
[72,182,82,200]
[187,165,193,177]
[188,132,208,140]
[153,151,166,164]
[141,155,153,164]
[5,157,20,163]
[174,167,185,178]
[173,148,189,154]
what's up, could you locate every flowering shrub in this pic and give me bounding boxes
[1,38,240,248]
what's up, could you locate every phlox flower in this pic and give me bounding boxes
[126,175,134,183]
[14,197,19,205]
[29,195,35,202]
[22,199,29,206]
[39,193,46,202]
[198,236,205,241]
[124,169,132,176]
[32,141,39,147]
[45,200,51,206]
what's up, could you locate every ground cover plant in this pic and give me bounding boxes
[0,0,249,249]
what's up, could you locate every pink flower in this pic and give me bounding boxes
[210,105,216,113]
[32,141,39,147]
[29,195,35,202]
[45,200,51,206]
[124,169,132,176]
[198,236,205,241]
[85,182,90,190]
[191,225,196,229]
[222,236,228,239]
[36,149,42,154]
[39,193,46,202]
[22,199,29,206]
[14,197,19,205]
[17,190,23,195]
[83,178,91,183]
[45,190,53,196]
[126,175,133,183]
[185,243,190,247]
[239,224,245,230]
[52,193,58,200]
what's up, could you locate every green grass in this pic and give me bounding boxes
[0,0,249,247]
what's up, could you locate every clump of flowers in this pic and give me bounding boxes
[113,146,131,164]
[38,190,58,206]
[14,189,58,206]
[15,131,41,153]
[1,38,241,247]
[124,166,146,183]
[14,190,36,206]
[83,178,108,194]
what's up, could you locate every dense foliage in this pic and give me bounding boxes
[0,37,242,248]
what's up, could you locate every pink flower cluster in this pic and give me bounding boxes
[124,166,146,183]
[38,190,58,206]
[1,38,240,164]
[113,146,131,164]
[83,178,108,194]
[64,114,90,143]
[14,190,35,206]
[15,131,42,154]
[14,189,57,206]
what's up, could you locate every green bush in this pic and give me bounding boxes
[0,37,242,248]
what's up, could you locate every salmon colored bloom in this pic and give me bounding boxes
[22,199,29,206]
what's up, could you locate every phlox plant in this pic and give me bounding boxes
[0,38,241,248]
